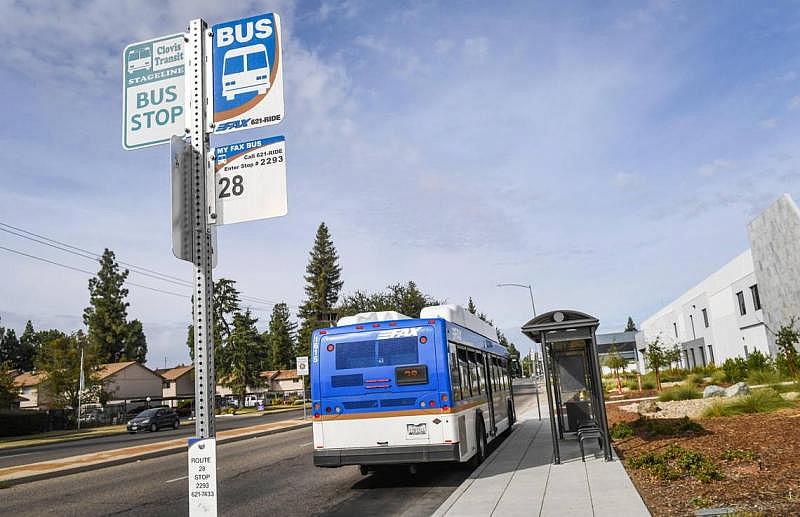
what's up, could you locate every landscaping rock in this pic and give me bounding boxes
[703,385,726,398]
[781,391,800,401]
[724,382,750,398]
[638,400,660,414]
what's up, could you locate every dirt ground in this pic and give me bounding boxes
[607,403,800,516]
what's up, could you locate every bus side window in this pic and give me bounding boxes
[449,348,462,401]
[501,358,511,388]
[476,352,486,395]
[458,348,471,398]
[492,358,500,391]
[468,351,480,395]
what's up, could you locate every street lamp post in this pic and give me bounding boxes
[496,283,537,317]
[498,282,540,420]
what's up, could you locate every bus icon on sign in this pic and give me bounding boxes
[222,44,270,100]
[127,47,152,74]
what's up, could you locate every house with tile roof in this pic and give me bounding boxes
[159,365,194,406]
[96,361,163,402]
[13,371,51,410]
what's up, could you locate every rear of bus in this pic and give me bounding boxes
[311,318,460,467]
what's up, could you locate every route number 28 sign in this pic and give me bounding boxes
[212,136,287,225]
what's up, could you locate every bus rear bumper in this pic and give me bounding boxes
[314,443,460,467]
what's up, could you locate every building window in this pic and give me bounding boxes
[673,322,678,337]
[689,349,696,369]
[702,308,709,328]
[707,345,715,365]
[736,291,746,315]
[743,345,749,358]
[750,285,761,311]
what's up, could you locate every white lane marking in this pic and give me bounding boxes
[1,452,34,459]
[299,441,313,447]
[165,475,188,484]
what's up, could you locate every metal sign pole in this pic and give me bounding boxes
[302,375,306,420]
[188,17,216,442]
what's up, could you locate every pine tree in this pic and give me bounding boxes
[221,310,264,408]
[267,303,296,370]
[83,249,147,363]
[17,320,38,371]
[337,282,440,318]
[625,316,638,332]
[186,277,242,374]
[297,223,343,356]
[467,297,477,314]
[0,362,17,410]
[0,322,19,368]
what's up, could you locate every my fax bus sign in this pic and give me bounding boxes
[122,34,185,150]
[210,13,284,135]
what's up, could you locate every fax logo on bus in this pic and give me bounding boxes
[377,328,419,340]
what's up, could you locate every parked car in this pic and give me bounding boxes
[127,407,180,433]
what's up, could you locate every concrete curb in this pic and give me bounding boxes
[0,421,311,487]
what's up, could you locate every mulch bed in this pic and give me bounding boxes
[607,403,800,516]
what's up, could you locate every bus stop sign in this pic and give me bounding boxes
[210,13,285,134]
[122,34,185,150]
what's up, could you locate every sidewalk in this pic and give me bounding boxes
[0,417,310,486]
[433,406,650,516]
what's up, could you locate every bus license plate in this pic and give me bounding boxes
[407,423,427,437]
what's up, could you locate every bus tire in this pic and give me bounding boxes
[470,417,487,468]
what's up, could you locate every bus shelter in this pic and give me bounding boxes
[521,310,612,464]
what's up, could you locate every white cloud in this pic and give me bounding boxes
[463,37,489,62]
[759,118,778,129]
[613,171,640,188]
[434,38,455,55]
[788,95,800,110]
[696,159,733,177]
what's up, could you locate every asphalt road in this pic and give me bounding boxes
[0,386,537,516]
[0,408,305,468]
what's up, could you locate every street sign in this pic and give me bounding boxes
[210,13,284,134]
[211,136,287,225]
[296,356,309,376]
[188,437,217,516]
[123,34,185,150]
[171,136,218,267]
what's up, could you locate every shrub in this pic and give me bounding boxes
[292,399,305,405]
[641,379,656,390]
[629,416,705,438]
[687,373,705,386]
[747,368,784,386]
[746,350,771,372]
[722,357,748,383]
[710,369,727,385]
[610,421,634,440]
[629,444,722,483]
[659,385,702,402]
[720,448,759,462]
[703,388,795,417]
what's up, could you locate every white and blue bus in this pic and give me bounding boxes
[311,304,515,472]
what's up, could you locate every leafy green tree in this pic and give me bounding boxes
[0,362,19,410]
[186,325,195,361]
[775,318,800,378]
[36,330,101,411]
[625,317,638,332]
[338,282,440,318]
[267,303,296,370]
[665,344,683,369]
[297,223,343,356]
[221,310,264,408]
[521,355,533,377]
[644,337,668,390]
[603,344,630,393]
[83,249,147,363]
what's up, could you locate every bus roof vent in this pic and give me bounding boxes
[337,311,412,326]
[420,304,498,341]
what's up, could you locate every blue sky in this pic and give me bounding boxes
[1,0,800,368]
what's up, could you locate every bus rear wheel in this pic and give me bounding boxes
[470,419,487,468]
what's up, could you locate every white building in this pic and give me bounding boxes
[638,194,800,370]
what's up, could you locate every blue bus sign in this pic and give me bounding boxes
[210,13,284,135]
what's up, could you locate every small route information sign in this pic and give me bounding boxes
[212,135,287,225]
[122,33,185,150]
[188,437,217,516]
[296,356,309,376]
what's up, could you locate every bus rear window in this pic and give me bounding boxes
[335,336,419,370]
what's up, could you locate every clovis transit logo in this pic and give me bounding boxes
[211,12,284,135]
